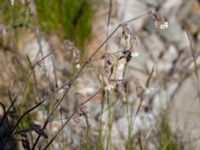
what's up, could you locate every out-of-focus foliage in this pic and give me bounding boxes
[0,0,94,49]
[159,114,179,150]
[35,0,93,48]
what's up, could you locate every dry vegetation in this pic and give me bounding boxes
[0,0,200,150]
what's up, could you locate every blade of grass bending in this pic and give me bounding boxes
[185,30,200,102]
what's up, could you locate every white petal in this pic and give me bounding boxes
[132,52,139,57]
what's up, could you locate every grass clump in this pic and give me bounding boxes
[0,0,94,49]
[35,0,93,49]
[159,113,179,150]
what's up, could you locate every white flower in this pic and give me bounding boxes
[131,52,139,57]
[75,63,80,69]
[104,84,115,91]
[117,63,124,71]
[159,21,169,30]
[145,87,154,95]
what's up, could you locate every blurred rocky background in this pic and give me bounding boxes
[0,0,200,150]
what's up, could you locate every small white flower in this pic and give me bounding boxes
[131,52,139,57]
[104,84,115,91]
[117,63,124,71]
[145,87,154,95]
[159,21,169,30]
[75,63,80,69]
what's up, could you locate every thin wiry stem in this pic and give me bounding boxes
[105,0,113,52]
[133,66,154,125]
[43,111,75,150]
[43,89,102,150]
[185,29,200,102]
[0,52,52,126]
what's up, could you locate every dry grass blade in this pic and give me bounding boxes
[138,131,143,150]
[43,89,102,149]
[185,29,200,101]
[105,0,113,52]
[107,0,112,27]
[133,66,155,126]
[26,56,39,97]
[43,111,76,150]
[146,65,155,88]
